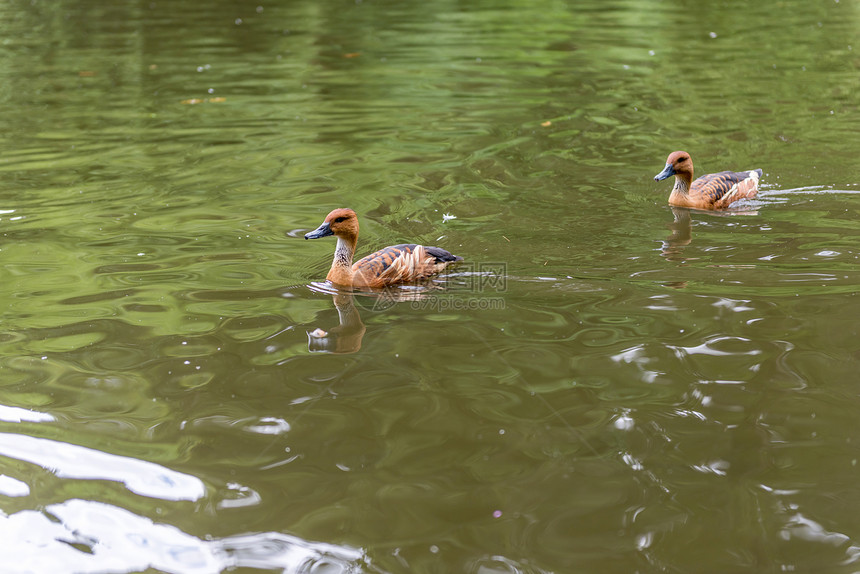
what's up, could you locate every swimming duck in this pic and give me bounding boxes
[304,208,463,288]
[654,151,761,209]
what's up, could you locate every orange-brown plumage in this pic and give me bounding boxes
[654,151,761,210]
[304,208,462,288]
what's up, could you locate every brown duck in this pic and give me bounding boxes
[304,208,462,288]
[654,151,761,209]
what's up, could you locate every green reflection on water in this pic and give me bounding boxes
[2,0,860,572]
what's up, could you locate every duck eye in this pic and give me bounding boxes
[333,217,346,223]
[677,157,687,162]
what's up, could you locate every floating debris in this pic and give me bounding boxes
[180,97,227,105]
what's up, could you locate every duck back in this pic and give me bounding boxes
[353,244,462,288]
[693,169,761,209]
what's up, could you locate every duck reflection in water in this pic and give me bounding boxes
[306,287,437,354]
[661,207,694,262]
[306,292,367,354]
[662,206,759,263]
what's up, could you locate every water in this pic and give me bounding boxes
[2,0,860,572]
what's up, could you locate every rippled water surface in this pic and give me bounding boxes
[2,0,860,572]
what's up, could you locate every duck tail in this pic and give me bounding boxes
[424,246,463,263]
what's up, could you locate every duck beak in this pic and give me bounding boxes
[304,222,333,240]
[654,163,675,181]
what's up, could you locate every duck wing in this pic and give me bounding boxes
[692,169,762,207]
[352,244,461,287]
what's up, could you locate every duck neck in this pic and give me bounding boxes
[326,236,356,285]
[672,173,692,196]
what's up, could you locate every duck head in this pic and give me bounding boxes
[654,151,694,181]
[304,208,359,241]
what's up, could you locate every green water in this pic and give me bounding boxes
[2,0,860,572]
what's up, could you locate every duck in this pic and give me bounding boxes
[304,208,463,288]
[654,151,762,210]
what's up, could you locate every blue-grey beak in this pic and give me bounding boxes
[654,163,675,181]
[304,222,333,240]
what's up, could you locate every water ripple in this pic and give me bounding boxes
[0,498,382,574]
[0,433,204,501]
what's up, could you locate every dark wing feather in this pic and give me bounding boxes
[354,244,417,279]
[692,171,744,202]
[692,169,761,205]
[352,244,462,287]
[424,245,463,263]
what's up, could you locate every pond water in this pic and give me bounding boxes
[2,0,860,572]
